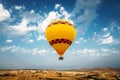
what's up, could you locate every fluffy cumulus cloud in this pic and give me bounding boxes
[7,18,38,36]
[1,3,71,42]
[39,4,72,33]
[39,11,59,33]
[1,9,43,36]
[0,3,10,21]
[72,0,101,34]
[21,10,42,23]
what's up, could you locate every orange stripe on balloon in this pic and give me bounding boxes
[49,38,72,45]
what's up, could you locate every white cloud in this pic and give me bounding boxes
[75,37,87,44]
[38,11,60,33]
[0,46,119,56]
[92,21,120,45]
[75,41,80,44]
[21,10,42,23]
[96,33,119,45]
[1,4,72,43]
[100,48,120,55]
[1,4,72,38]
[38,4,72,33]
[101,48,109,53]
[0,46,54,55]
[55,4,61,9]
[7,10,41,36]
[11,5,71,35]
[0,3,10,21]
[101,36,113,44]
[7,18,38,36]
[97,34,114,44]
[5,39,13,43]
[60,7,70,20]
[70,49,99,56]
[15,5,23,10]
[30,10,34,14]
[9,18,29,35]
[70,48,120,56]
[55,4,71,20]
[103,32,110,38]
[81,49,96,54]
[103,27,108,32]
[27,39,33,43]
[37,34,46,41]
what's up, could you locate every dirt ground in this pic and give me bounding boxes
[0,68,120,80]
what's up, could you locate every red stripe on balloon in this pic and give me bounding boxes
[49,38,72,45]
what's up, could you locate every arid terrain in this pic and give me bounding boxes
[0,68,120,80]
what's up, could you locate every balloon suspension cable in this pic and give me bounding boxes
[59,57,63,60]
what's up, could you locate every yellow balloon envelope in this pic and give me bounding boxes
[46,20,76,60]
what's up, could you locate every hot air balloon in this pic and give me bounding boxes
[46,20,76,60]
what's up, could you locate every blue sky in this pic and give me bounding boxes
[0,0,120,69]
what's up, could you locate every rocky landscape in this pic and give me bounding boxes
[0,68,120,80]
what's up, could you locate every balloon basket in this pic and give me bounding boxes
[59,57,63,60]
